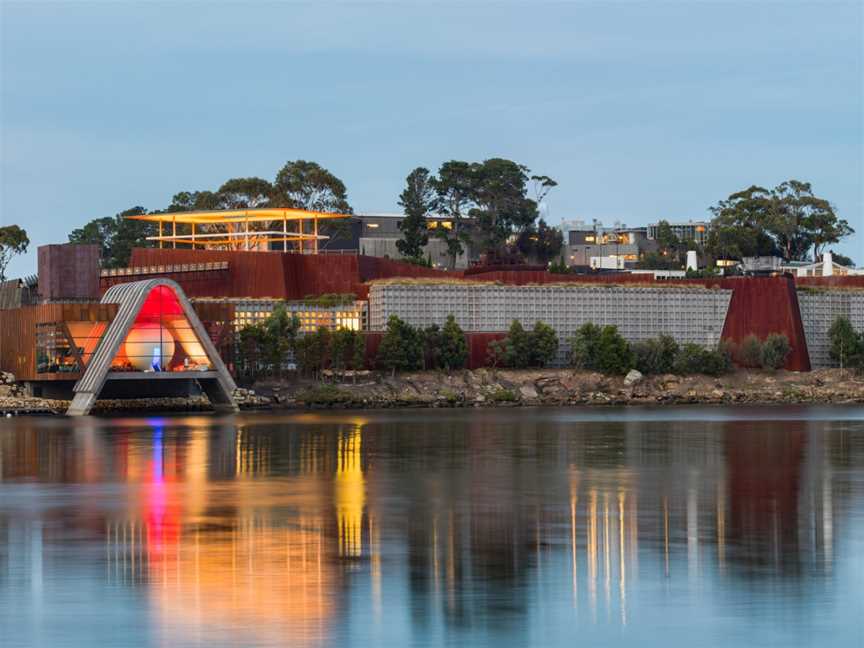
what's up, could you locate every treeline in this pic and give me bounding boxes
[236,305,366,381]
[829,316,864,372]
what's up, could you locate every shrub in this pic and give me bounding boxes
[570,323,603,370]
[596,326,634,375]
[632,335,679,374]
[377,315,424,376]
[503,320,533,368]
[738,335,763,368]
[673,343,732,377]
[439,314,468,371]
[488,387,518,402]
[296,384,352,405]
[760,333,791,371]
[828,316,864,370]
[530,321,559,368]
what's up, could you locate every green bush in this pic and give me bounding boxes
[828,316,864,370]
[760,333,791,371]
[377,315,424,375]
[296,384,352,405]
[738,335,763,368]
[439,314,468,371]
[632,335,679,374]
[569,323,603,370]
[530,321,559,368]
[485,320,560,369]
[488,387,518,402]
[673,343,732,377]
[570,323,632,375]
[597,326,634,375]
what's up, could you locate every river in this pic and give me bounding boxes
[1,406,863,647]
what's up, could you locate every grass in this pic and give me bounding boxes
[296,384,353,405]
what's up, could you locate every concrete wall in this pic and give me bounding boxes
[797,289,864,368]
[369,283,732,365]
[359,237,470,269]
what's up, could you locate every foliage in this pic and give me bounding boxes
[0,224,29,282]
[738,334,763,368]
[548,257,571,274]
[331,327,366,373]
[439,314,468,371]
[530,321,560,368]
[430,160,479,269]
[236,307,301,379]
[707,180,853,262]
[516,218,564,264]
[396,167,434,260]
[295,327,332,378]
[827,250,855,267]
[217,177,273,209]
[632,335,679,375]
[487,319,558,369]
[635,251,681,270]
[377,315,424,375]
[596,326,634,375]
[488,387,518,402]
[760,333,791,371]
[672,343,732,377]
[828,316,864,371]
[569,323,603,370]
[272,160,352,213]
[296,384,352,405]
[299,293,357,307]
[68,207,155,268]
[685,266,719,278]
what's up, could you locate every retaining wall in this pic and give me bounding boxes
[369,283,732,366]
[797,289,864,368]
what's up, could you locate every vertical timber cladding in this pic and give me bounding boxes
[368,282,733,366]
[797,289,864,368]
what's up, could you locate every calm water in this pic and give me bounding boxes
[1,407,863,648]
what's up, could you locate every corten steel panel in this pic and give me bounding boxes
[38,244,101,301]
[130,248,290,298]
[467,332,507,369]
[0,303,118,381]
[463,270,657,285]
[715,276,810,371]
[797,276,864,288]
[358,256,460,282]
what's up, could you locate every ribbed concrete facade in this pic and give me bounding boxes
[797,289,864,368]
[369,283,732,365]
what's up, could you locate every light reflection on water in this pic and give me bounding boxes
[1,407,863,648]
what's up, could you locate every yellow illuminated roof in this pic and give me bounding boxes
[127,207,350,225]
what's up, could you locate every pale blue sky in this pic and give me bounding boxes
[1,1,861,277]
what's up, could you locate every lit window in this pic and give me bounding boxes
[366,223,379,229]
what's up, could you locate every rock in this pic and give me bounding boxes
[623,369,643,386]
[519,385,538,400]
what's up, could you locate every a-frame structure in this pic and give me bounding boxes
[67,278,238,416]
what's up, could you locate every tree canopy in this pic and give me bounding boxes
[68,207,153,268]
[396,167,433,260]
[0,225,29,282]
[398,158,556,268]
[706,180,852,262]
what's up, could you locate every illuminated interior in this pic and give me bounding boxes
[126,207,351,252]
[36,321,108,374]
[110,285,211,372]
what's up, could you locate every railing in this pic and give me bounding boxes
[100,261,230,277]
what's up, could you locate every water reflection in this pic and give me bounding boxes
[1,408,862,647]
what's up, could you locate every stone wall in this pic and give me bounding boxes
[369,283,732,366]
[797,289,864,368]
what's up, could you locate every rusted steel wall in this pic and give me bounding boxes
[467,332,507,369]
[130,248,290,298]
[797,275,864,288]
[464,269,657,285]
[714,276,810,371]
[0,303,118,381]
[38,244,101,301]
[358,256,458,282]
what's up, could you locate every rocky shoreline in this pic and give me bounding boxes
[1,369,862,416]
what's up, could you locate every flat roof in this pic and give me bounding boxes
[126,207,350,225]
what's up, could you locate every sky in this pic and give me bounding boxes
[1,1,862,277]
